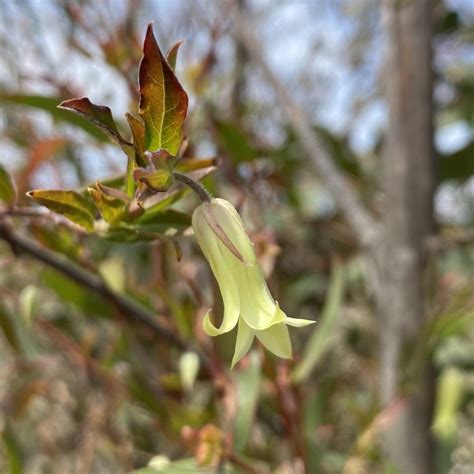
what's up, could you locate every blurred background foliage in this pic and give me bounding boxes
[0,1,473,473]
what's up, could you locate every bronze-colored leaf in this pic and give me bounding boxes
[145,149,175,169]
[27,189,96,231]
[138,24,188,155]
[58,97,132,147]
[125,113,146,166]
[96,182,130,201]
[166,40,183,71]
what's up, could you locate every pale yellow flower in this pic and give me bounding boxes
[192,198,314,368]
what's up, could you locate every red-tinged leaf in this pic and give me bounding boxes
[58,97,132,148]
[145,148,175,168]
[96,182,130,201]
[0,165,16,205]
[27,189,96,231]
[125,112,146,166]
[125,199,145,221]
[166,40,183,71]
[138,24,188,155]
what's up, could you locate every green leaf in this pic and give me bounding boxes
[141,165,216,217]
[100,208,189,242]
[58,97,132,148]
[125,113,147,166]
[233,352,261,451]
[136,208,191,228]
[138,24,188,155]
[0,165,16,205]
[292,263,345,383]
[0,94,108,141]
[88,183,129,225]
[27,189,96,231]
[133,167,174,192]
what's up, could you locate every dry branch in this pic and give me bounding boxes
[232,9,380,248]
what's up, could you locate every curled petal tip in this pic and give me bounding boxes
[202,309,238,336]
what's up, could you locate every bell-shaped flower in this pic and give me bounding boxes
[192,198,315,368]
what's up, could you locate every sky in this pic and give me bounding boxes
[0,0,473,222]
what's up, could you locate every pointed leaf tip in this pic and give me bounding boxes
[27,189,96,231]
[166,40,184,71]
[138,24,188,155]
[58,97,132,148]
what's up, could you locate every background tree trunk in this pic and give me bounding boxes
[379,1,435,472]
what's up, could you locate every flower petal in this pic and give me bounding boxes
[256,323,292,359]
[203,309,238,336]
[283,317,316,327]
[237,268,285,330]
[193,208,240,335]
[231,319,255,368]
[209,199,256,265]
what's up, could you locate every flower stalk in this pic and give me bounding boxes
[173,171,212,203]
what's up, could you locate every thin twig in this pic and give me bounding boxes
[232,10,381,248]
[0,206,88,235]
[0,206,47,218]
[0,220,185,349]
